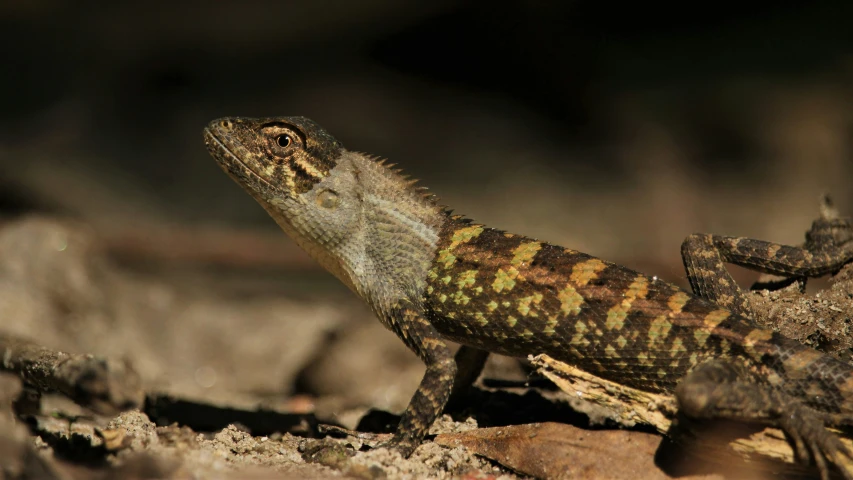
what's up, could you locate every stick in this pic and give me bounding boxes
[0,333,143,415]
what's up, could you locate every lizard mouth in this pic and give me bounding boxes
[203,128,277,192]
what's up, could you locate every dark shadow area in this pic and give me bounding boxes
[23,416,110,467]
[144,394,319,438]
[356,384,658,436]
[0,180,60,218]
[656,416,821,479]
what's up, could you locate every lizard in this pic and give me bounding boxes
[203,116,853,478]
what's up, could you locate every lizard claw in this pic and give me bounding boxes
[779,406,853,480]
[374,435,419,458]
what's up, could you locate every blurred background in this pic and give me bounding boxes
[3,1,852,271]
[1,0,853,439]
[0,0,853,268]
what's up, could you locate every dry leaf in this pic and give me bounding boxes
[435,422,676,480]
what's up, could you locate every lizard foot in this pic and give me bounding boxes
[374,435,419,458]
[779,405,853,480]
[676,360,853,479]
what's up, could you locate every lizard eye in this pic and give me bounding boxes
[275,134,292,148]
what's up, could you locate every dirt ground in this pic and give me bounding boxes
[0,213,851,480]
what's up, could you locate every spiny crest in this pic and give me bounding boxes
[360,152,440,204]
[449,214,475,225]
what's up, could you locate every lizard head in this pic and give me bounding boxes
[204,116,343,198]
[204,116,445,309]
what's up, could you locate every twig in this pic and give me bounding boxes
[0,333,143,415]
[531,354,853,475]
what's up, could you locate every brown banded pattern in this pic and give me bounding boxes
[423,216,853,405]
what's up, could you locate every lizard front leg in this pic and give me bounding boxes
[378,300,457,457]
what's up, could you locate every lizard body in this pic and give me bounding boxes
[204,116,853,478]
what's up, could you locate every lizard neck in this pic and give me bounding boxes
[262,151,448,322]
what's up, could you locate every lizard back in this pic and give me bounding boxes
[424,216,853,414]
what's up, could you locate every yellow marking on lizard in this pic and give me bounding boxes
[278,164,297,191]
[441,275,451,284]
[517,293,544,317]
[703,309,730,329]
[450,290,470,305]
[290,154,326,179]
[474,312,488,326]
[718,338,730,355]
[435,225,484,269]
[521,329,533,338]
[766,371,784,387]
[744,328,774,345]
[486,300,499,312]
[570,258,607,286]
[693,329,710,347]
[604,344,617,358]
[492,267,520,292]
[743,328,774,359]
[783,349,826,379]
[450,225,484,246]
[670,337,684,356]
[435,249,457,268]
[570,321,590,346]
[606,276,649,330]
[543,316,558,335]
[506,316,518,328]
[666,292,691,314]
[648,315,672,347]
[456,270,478,289]
[767,244,781,257]
[615,335,627,348]
[422,337,447,349]
[557,284,584,316]
[511,241,542,266]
